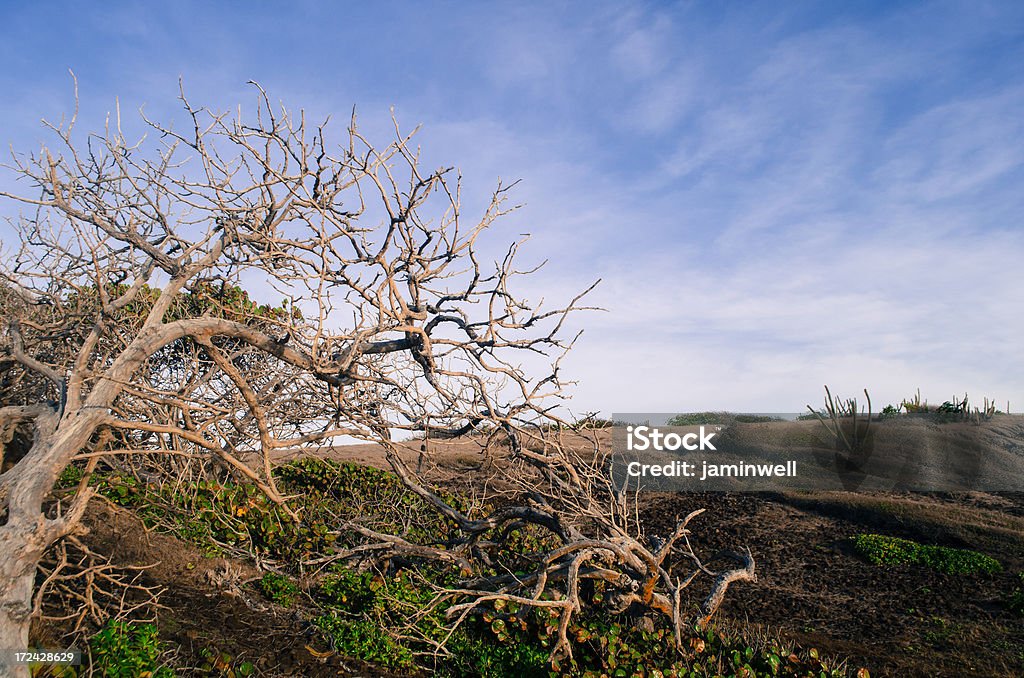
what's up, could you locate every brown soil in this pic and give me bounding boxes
[638,490,1024,677]
[51,500,396,676]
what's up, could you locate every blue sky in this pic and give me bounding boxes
[1,1,1022,415]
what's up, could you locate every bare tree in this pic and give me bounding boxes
[0,83,751,675]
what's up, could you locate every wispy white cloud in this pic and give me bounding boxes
[872,87,1024,203]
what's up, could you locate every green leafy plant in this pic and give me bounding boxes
[880,404,902,420]
[314,569,421,668]
[88,619,175,678]
[56,464,85,488]
[197,647,257,677]
[936,393,998,424]
[315,616,414,669]
[88,457,466,563]
[851,534,1001,574]
[257,572,299,606]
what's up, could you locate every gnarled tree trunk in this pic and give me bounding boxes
[0,542,43,678]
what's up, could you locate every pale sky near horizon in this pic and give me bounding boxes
[1,1,1022,416]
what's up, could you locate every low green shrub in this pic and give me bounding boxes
[469,604,854,677]
[314,567,447,670]
[880,404,902,420]
[315,615,414,669]
[669,412,782,426]
[256,571,299,606]
[852,534,1001,574]
[668,411,729,425]
[85,457,466,561]
[311,567,854,677]
[88,619,175,678]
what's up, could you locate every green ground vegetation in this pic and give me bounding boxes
[851,534,1001,575]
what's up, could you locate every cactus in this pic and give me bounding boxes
[901,388,927,413]
[807,386,873,455]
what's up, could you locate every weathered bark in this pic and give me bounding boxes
[0,409,97,675]
[0,533,47,678]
